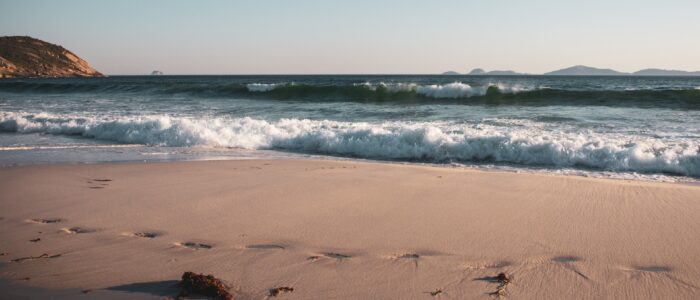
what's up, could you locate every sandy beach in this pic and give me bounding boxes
[1,159,699,299]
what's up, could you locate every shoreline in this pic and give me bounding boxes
[1,150,697,186]
[2,159,700,299]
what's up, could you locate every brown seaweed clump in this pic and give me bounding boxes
[489,272,511,298]
[178,271,232,300]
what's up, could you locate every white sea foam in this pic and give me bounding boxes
[2,111,699,177]
[415,82,486,98]
[354,82,419,93]
[381,82,419,92]
[246,83,279,92]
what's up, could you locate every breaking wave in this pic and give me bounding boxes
[350,82,536,98]
[2,111,698,177]
[2,80,699,108]
[246,83,279,92]
[242,81,536,99]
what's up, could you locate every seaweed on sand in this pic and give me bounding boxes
[177,271,232,300]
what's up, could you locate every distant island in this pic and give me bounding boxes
[467,68,527,76]
[443,65,700,76]
[544,65,624,76]
[632,68,700,76]
[0,36,102,78]
[151,70,164,75]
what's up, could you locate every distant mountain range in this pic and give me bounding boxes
[443,65,700,76]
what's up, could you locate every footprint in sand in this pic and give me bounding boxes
[388,253,422,267]
[309,252,353,261]
[396,253,420,259]
[86,178,112,189]
[616,265,700,292]
[323,252,351,259]
[246,244,286,250]
[309,165,357,171]
[551,256,590,279]
[551,256,581,263]
[133,232,159,239]
[176,242,213,250]
[634,266,672,273]
[11,253,62,263]
[122,231,160,239]
[29,218,62,224]
[61,227,95,234]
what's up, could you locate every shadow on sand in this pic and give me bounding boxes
[107,280,180,297]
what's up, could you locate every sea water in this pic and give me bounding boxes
[1,75,699,182]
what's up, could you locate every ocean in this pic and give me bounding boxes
[1,75,699,182]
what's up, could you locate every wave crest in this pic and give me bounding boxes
[246,83,279,92]
[2,81,700,108]
[2,112,698,177]
[352,82,535,98]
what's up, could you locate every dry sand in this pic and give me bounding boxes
[1,159,699,299]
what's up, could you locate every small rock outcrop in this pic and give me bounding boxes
[0,36,103,78]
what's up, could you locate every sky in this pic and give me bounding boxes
[2,0,699,75]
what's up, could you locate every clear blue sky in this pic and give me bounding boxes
[2,0,699,75]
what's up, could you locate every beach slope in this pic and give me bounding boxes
[1,159,699,299]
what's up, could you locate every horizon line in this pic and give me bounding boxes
[95,73,700,77]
